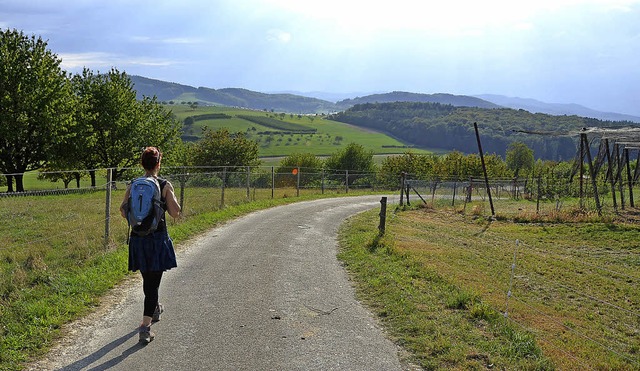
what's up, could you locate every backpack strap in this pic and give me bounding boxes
[158,178,168,209]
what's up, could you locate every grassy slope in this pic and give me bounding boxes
[170,105,434,157]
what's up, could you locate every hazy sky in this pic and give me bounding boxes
[2,0,640,115]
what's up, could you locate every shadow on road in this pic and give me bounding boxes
[56,329,142,371]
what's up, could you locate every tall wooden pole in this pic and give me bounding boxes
[604,139,617,211]
[473,122,495,216]
[582,134,602,216]
[625,148,634,208]
[616,144,626,210]
[579,132,585,208]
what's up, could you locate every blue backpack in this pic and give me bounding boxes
[127,176,164,236]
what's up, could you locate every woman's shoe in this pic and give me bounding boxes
[138,325,155,344]
[152,303,164,323]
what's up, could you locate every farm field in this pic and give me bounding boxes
[169,104,434,157]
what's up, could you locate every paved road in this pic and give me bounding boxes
[30,196,408,371]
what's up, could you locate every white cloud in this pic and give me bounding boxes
[161,37,203,44]
[58,52,115,69]
[59,52,175,71]
[267,29,292,43]
[130,36,203,44]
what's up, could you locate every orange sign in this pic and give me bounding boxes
[292,168,298,175]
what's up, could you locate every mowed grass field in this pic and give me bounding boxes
[339,202,640,370]
[169,104,433,157]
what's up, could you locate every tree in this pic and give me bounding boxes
[324,142,376,185]
[191,128,260,169]
[276,152,323,187]
[506,141,535,178]
[0,29,75,192]
[70,68,181,185]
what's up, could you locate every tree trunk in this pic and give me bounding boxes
[15,174,24,192]
[90,170,96,187]
[75,172,81,188]
[5,175,14,193]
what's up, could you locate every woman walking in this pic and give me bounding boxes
[120,146,181,344]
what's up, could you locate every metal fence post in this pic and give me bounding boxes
[221,167,226,208]
[405,183,410,206]
[104,168,112,248]
[345,170,349,193]
[271,166,275,199]
[296,166,300,197]
[536,175,541,213]
[452,180,457,206]
[399,172,405,206]
[246,166,251,200]
[179,172,186,212]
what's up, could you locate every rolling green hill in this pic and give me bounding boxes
[130,75,499,114]
[335,91,500,110]
[329,101,640,160]
[170,105,432,158]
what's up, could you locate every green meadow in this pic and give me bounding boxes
[169,104,433,157]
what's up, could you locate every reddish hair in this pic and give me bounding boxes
[141,147,162,170]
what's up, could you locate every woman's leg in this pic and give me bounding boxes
[141,271,163,325]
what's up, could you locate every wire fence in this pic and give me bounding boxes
[403,172,640,219]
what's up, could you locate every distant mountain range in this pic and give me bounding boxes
[129,75,640,123]
[474,94,640,123]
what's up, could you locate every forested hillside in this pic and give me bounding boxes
[329,102,640,160]
[336,91,499,110]
[129,76,335,113]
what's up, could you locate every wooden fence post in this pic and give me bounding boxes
[378,196,387,236]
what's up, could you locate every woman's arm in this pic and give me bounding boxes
[163,181,182,219]
[120,185,131,218]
